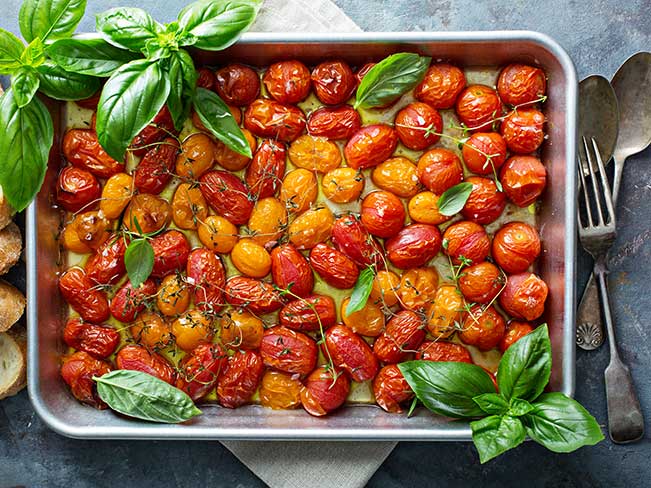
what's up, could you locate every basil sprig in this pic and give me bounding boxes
[399,325,604,463]
[354,52,431,109]
[94,370,202,424]
[437,181,473,216]
[345,266,375,316]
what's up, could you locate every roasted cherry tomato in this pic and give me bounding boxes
[217,350,265,408]
[186,248,226,313]
[373,364,414,413]
[214,129,257,171]
[395,102,443,150]
[246,139,286,199]
[461,176,506,225]
[271,243,314,297]
[397,266,439,312]
[355,62,375,84]
[459,305,506,351]
[130,311,172,350]
[462,132,507,175]
[417,148,463,195]
[344,124,398,170]
[175,133,215,179]
[110,279,157,323]
[134,137,179,194]
[288,134,342,174]
[324,324,379,382]
[280,168,318,214]
[215,63,260,106]
[500,155,547,207]
[455,84,503,130]
[322,167,364,204]
[369,270,400,308]
[263,60,311,104]
[288,206,334,250]
[60,351,111,409]
[416,341,473,363]
[123,193,172,235]
[500,321,534,352]
[224,276,283,314]
[497,64,547,106]
[492,221,541,274]
[247,197,288,246]
[307,105,361,140]
[197,215,238,254]
[232,239,272,278]
[458,261,504,304]
[244,99,306,142]
[63,129,124,178]
[56,166,101,212]
[386,224,442,269]
[59,267,110,323]
[360,191,406,238]
[408,191,450,225]
[331,214,383,268]
[150,230,191,278]
[499,272,548,321]
[116,344,176,385]
[311,60,356,105]
[425,284,463,339]
[176,342,228,401]
[171,183,208,230]
[260,370,303,410]
[130,106,176,157]
[414,63,466,109]
[279,294,337,332]
[61,223,92,254]
[84,235,126,285]
[341,297,385,337]
[71,211,111,251]
[372,157,420,198]
[501,108,545,154]
[373,310,425,364]
[199,170,254,226]
[196,67,216,89]
[309,243,359,289]
[300,366,350,417]
[220,310,265,350]
[442,220,491,266]
[100,172,133,220]
[260,326,317,375]
[63,318,119,359]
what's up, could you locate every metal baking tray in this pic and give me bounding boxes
[26,31,577,440]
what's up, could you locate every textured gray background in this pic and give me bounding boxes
[2,0,651,487]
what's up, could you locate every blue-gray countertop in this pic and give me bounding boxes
[1,1,650,487]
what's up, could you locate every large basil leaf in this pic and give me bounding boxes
[473,393,509,416]
[94,370,202,423]
[12,68,40,108]
[0,28,25,74]
[124,238,154,288]
[47,36,139,77]
[165,49,197,129]
[19,0,87,43]
[0,89,53,211]
[177,0,260,51]
[20,38,46,68]
[193,87,251,157]
[399,360,496,418]
[96,7,162,52]
[437,182,473,216]
[345,266,375,316]
[496,324,551,402]
[354,53,431,109]
[470,415,526,464]
[36,61,100,100]
[523,393,604,453]
[96,59,171,161]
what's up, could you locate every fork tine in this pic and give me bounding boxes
[583,136,605,225]
[577,156,592,228]
[591,137,616,225]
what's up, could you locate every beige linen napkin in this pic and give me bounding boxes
[221,2,397,487]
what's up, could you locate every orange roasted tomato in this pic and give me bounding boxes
[397,267,439,312]
[63,128,124,178]
[260,326,317,375]
[130,311,173,350]
[175,133,215,179]
[458,261,504,304]
[372,157,420,198]
[263,60,311,104]
[462,132,507,175]
[116,344,176,385]
[500,155,547,207]
[61,223,92,254]
[331,214,383,267]
[414,63,466,109]
[497,64,547,107]
[224,276,283,314]
[288,206,334,250]
[310,243,359,289]
[324,324,379,382]
[134,137,179,195]
[215,63,260,106]
[307,105,361,140]
[110,279,157,323]
[260,370,303,410]
[99,172,133,220]
[386,224,442,269]
[459,305,506,351]
[455,84,503,130]
[199,170,254,226]
[344,124,398,170]
[84,236,126,286]
[373,364,414,413]
[171,309,214,351]
[288,134,341,173]
[123,193,172,235]
[70,211,111,251]
[279,294,337,331]
[417,147,463,195]
[214,129,257,171]
[341,297,385,337]
[60,351,111,408]
[56,166,101,212]
[369,270,400,308]
[247,197,288,246]
[246,139,286,199]
[360,190,406,238]
[499,321,534,352]
[220,310,265,350]
[217,350,265,408]
[373,310,426,364]
[171,183,208,230]
[499,272,548,321]
[425,284,463,339]
[492,221,541,274]
[130,106,176,157]
[59,267,110,324]
[408,191,450,225]
[322,167,364,204]
[198,215,238,254]
[280,168,318,214]
[500,108,545,154]
[150,230,191,278]
[461,176,506,225]
[311,60,356,105]
[442,220,490,266]
[394,102,443,150]
[244,98,306,142]
[271,243,314,297]
[231,239,272,278]
[301,366,350,417]
[63,318,119,359]
[186,248,226,313]
[176,342,228,401]
[416,341,473,363]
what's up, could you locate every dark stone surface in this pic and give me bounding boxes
[2,1,651,487]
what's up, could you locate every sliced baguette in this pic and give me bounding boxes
[0,280,25,332]
[0,221,21,275]
[0,325,27,400]
[0,187,12,231]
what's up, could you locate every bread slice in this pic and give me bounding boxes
[0,325,27,400]
[0,280,25,332]
[0,187,12,231]
[0,221,21,275]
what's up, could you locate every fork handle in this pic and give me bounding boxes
[594,260,619,359]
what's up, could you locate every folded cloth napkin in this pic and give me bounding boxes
[221,2,397,487]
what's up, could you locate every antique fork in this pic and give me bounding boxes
[578,137,644,443]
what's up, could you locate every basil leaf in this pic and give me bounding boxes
[96,59,171,161]
[47,36,139,77]
[36,61,100,100]
[345,266,375,316]
[523,393,604,453]
[496,324,551,402]
[508,398,534,417]
[20,38,46,68]
[124,238,154,288]
[399,360,496,418]
[437,182,473,216]
[12,68,40,108]
[177,0,260,50]
[96,7,162,52]
[473,393,509,416]
[19,0,87,43]
[94,370,202,423]
[166,50,197,129]
[0,28,25,74]
[193,87,251,157]
[0,89,53,211]
[354,53,430,109]
[470,415,526,464]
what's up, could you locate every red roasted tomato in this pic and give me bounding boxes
[244,98,306,142]
[84,235,126,285]
[394,102,443,150]
[150,230,191,278]
[360,190,406,238]
[60,351,111,408]
[442,220,490,266]
[224,276,283,314]
[260,326,317,375]
[176,342,228,401]
[217,350,265,408]
[63,129,124,178]
[373,364,414,413]
[500,108,545,154]
[270,244,314,298]
[459,305,506,351]
[324,324,379,382]
[301,366,350,417]
[416,341,473,363]
[307,106,361,140]
[134,137,179,195]
[331,215,383,268]
[116,344,176,385]
[263,60,311,104]
[199,170,254,225]
[462,132,507,175]
[497,64,547,107]
[130,106,176,157]
[246,139,286,199]
[215,63,260,106]
[373,310,426,363]
[110,279,157,323]
[414,63,466,109]
[56,166,101,212]
[309,243,359,289]
[492,221,541,274]
[311,60,356,105]
[500,321,534,352]
[344,124,398,170]
[417,148,464,195]
[458,261,504,304]
[186,248,226,313]
[196,67,216,90]
[461,176,507,225]
[455,84,503,130]
[59,267,110,324]
[385,223,442,269]
[499,272,548,321]
[500,155,547,207]
[63,318,120,359]
[279,294,337,331]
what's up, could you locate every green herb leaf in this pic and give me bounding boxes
[36,61,100,100]
[20,38,46,68]
[0,28,25,74]
[508,398,534,417]
[193,87,251,157]
[124,238,154,288]
[96,59,171,161]
[0,88,53,211]
[354,52,430,109]
[345,266,375,316]
[177,0,260,51]
[399,360,496,418]
[94,370,202,423]
[12,67,40,108]
[165,49,197,129]
[47,35,140,77]
[496,324,551,402]
[473,392,509,416]
[96,7,162,52]
[19,0,87,43]
[437,182,473,216]
[522,393,604,452]
[471,415,526,464]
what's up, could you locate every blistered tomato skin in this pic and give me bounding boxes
[307,106,361,140]
[199,170,254,226]
[442,220,491,265]
[220,310,265,350]
[175,133,215,179]
[386,224,442,269]
[414,63,467,109]
[501,108,545,154]
[56,166,101,212]
[217,350,265,408]
[130,311,172,350]
[372,157,420,198]
[186,248,226,313]
[63,318,120,359]
[60,351,111,409]
[355,62,375,84]
[341,297,385,337]
[492,221,541,274]
[324,324,379,382]
[85,236,126,285]
[59,267,110,324]
[150,230,191,278]
[331,215,383,268]
[280,168,318,214]
[426,284,462,339]
[455,84,503,130]
[263,60,311,104]
[260,326,317,375]
[309,243,359,289]
[271,244,314,297]
[344,124,398,170]
[134,137,179,195]
[71,211,111,251]
[461,176,507,225]
[196,67,216,90]
[369,270,400,308]
[247,197,288,246]
[279,294,337,331]
[395,102,443,150]
[100,173,133,220]
[171,183,208,230]
[288,135,342,174]
[116,344,176,385]
[244,98,306,142]
[130,106,176,157]
[499,272,549,321]
[63,129,124,178]
[360,191,406,239]
[198,215,238,254]
[498,64,547,106]
[288,206,335,250]
[408,191,450,225]
[110,279,157,323]
[231,240,272,278]
[311,60,356,105]
[462,132,508,175]
[62,223,92,254]
[224,276,283,314]
[500,321,534,352]
[321,168,364,204]
[246,139,286,199]
[373,364,414,413]
[123,193,172,235]
[398,267,439,312]
[373,310,426,364]
[214,129,256,172]
[416,341,473,363]
[460,305,507,351]
[176,343,228,402]
[458,261,504,304]
[260,371,303,410]
[500,155,547,207]
[300,366,350,417]
[215,63,260,106]
[417,148,464,195]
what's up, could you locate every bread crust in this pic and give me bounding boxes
[0,325,27,400]
[0,221,21,275]
[0,280,25,332]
